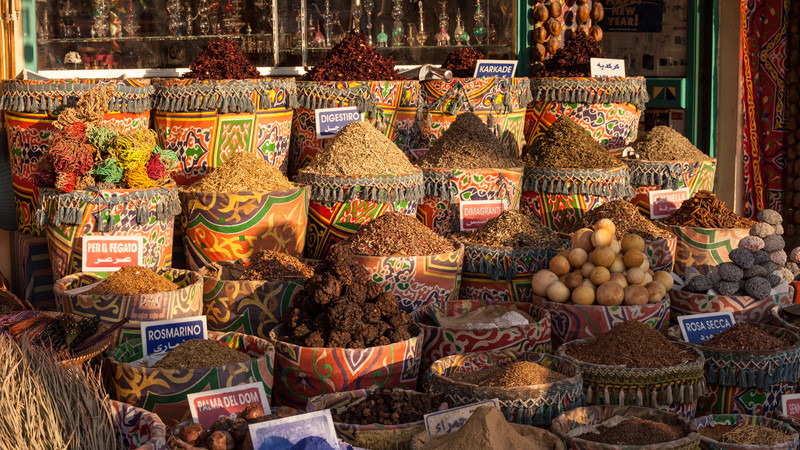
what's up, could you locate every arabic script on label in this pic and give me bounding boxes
[81,236,144,272]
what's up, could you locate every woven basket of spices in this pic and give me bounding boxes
[550,405,701,449]
[671,290,792,325]
[1,78,153,235]
[411,300,553,372]
[425,350,585,426]
[107,330,275,427]
[111,400,169,450]
[525,77,648,151]
[771,304,800,333]
[775,403,800,433]
[692,414,799,450]
[668,323,800,416]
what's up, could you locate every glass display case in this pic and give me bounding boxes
[32,0,517,76]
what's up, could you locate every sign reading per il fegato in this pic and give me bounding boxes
[473,60,517,78]
[81,235,143,272]
[314,106,363,139]
[140,316,207,356]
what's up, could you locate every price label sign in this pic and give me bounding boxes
[249,410,338,450]
[81,236,143,272]
[649,188,690,219]
[424,399,500,440]
[782,393,800,420]
[314,107,363,139]
[459,200,507,231]
[140,316,207,356]
[473,60,517,78]
[187,383,271,429]
[677,311,735,344]
[590,58,626,78]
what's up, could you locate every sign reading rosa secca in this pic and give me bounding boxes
[314,106,364,139]
[140,316,207,356]
[473,60,517,78]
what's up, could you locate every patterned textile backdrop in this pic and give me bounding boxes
[741,0,789,217]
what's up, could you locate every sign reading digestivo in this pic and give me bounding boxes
[590,58,626,78]
[187,383,271,428]
[677,311,735,344]
[314,107,363,139]
[460,200,507,231]
[81,236,143,272]
[473,60,517,78]
[782,393,800,419]
[649,188,690,219]
[140,316,207,356]
[424,399,500,439]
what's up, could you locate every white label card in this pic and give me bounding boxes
[590,58,626,78]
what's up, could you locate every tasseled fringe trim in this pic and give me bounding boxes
[705,356,800,391]
[494,387,585,426]
[463,244,566,281]
[529,77,650,111]
[626,160,706,190]
[421,78,530,126]
[522,166,635,199]
[154,79,297,113]
[589,379,706,408]
[294,83,379,116]
[0,83,154,113]
[296,171,424,205]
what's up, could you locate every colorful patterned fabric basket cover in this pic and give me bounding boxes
[418,77,533,157]
[107,330,275,427]
[417,166,524,236]
[528,295,671,348]
[647,236,678,272]
[306,388,447,442]
[558,338,705,419]
[775,403,800,433]
[290,80,419,175]
[521,165,634,231]
[38,185,180,281]
[667,324,800,416]
[670,290,792,325]
[410,300,553,371]
[771,305,800,334]
[525,77,649,150]
[459,241,566,303]
[2,78,153,235]
[54,268,203,346]
[350,244,464,314]
[296,169,424,260]
[627,159,717,218]
[269,327,424,409]
[153,78,296,184]
[692,414,799,450]
[550,405,701,450]
[202,264,306,339]
[179,185,309,270]
[111,400,169,450]
[425,350,585,426]
[669,225,751,276]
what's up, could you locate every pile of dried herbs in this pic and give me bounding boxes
[187,152,295,193]
[523,116,624,169]
[459,210,563,249]
[338,213,456,256]
[630,126,713,161]
[418,112,519,170]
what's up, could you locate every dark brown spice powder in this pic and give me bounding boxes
[577,417,685,445]
[459,210,563,249]
[338,213,456,257]
[449,361,567,387]
[522,116,624,169]
[88,266,178,296]
[239,251,315,281]
[702,323,791,351]
[570,200,675,240]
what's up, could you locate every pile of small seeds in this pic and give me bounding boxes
[153,339,252,370]
[441,48,485,78]
[577,418,685,445]
[572,200,675,240]
[187,152,294,193]
[449,361,567,387]
[460,210,564,249]
[661,190,755,228]
[302,32,403,81]
[239,250,315,281]
[88,266,178,296]
[332,388,445,426]
[523,116,625,169]
[417,112,519,169]
[338,213,456,256]
[630,126,713,161]
[565,321,694,368]
[701,424,792,445]
[702,323,791,351]
[302,121,417,177]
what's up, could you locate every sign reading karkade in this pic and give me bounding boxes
[81,236,143,272]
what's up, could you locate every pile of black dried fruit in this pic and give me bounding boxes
[332,388,446,425]
[178,403,299,449]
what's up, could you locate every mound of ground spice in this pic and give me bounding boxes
[417,112,519,169]
[702,323,792,351]
[152,339,252,370]
[577,418,685,445]
[631,126,713,161]
[523,116,624,169]
[571,200,674,240]
[302,121,417,177]
[565,321,694,368]
[182,39,260,80]
[441,48,485,78]
[302,32,403,81]
[88,266,178,296]
[240,250,315,281]
[339,213,456,256]
[186,152,294,193]
[460,210,563,249]
[279,246,417,349]
[450,361,567,387]
[661,190,755,228]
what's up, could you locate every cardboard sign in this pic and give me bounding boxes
[473,60,517,78]
[406,148,428,162]
[187,383,271,428]
[782,393,800,419]
[81,236,143,272]
[677,311,735,344]
[590,58,626,78]
[140,316,207,356]
[249,410,338,450]
[649,188,690,219]
[314,107,363,139]
[459,200,507,231]
[424,399,500,439]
